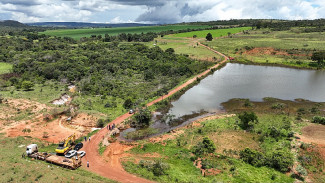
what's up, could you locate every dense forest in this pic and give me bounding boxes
[0,33,212,102]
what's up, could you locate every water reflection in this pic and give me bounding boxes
[168,63,325,117]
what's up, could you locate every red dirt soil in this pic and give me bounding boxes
[297,123,325,160]
[82,43,229,183]
[1,98,98,143]
[243,47,311,57]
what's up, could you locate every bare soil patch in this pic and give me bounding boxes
[209,131,260,155]
[1,98,97,143]
[299,123,325,146]
[243,47,311,57]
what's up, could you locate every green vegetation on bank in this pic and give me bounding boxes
[168,27,251,38]
[42,25,212,40]
[122,114,295,183]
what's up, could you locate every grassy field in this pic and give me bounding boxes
[0,81,66,104]
[72,94,125,122]
[143,27,252,62]
[145,37,223,61]
[122,115,295,183]
[168,27,251,38]
[204,29,325,68]
[0,134,115,183]
[0,62,12,74]
[41,25,211,40]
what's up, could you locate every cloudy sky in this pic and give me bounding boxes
[0,0,324,23]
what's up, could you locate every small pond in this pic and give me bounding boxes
[168,63,325,117]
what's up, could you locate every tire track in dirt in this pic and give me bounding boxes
[82,43,229,183]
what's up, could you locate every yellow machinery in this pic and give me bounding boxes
[55,134,76,154]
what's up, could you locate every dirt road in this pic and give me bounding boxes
[82,43,229,183]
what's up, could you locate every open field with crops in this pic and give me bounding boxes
[41,25,212,40]
[168,27,251,38]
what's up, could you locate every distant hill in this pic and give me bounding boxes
[0,20,28,27]
[26,22,157,28]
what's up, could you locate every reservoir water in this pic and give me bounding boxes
[168,63,325,118]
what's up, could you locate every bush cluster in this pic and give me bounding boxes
[240,148,294,172]
[139,160,170,176]
[312,116,325,125]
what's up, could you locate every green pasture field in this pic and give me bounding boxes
[41,25,211,40]
[205,29,325,68]
[0,62,12,74]
[145,38,223,61]
[168,27,251,38]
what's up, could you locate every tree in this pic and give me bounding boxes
[123,98,133,109]
[240,148,265,167]
[21,81,34,91]
[256,21,262,29]
[132,108,152,129]
[238,111,258,130]
[268,150,294,172]
[206,33,213,41]
[165,48,175,54]
[96,119,105,128]
[311,51,325,67]
[192,137,216,156]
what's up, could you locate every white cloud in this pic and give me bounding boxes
[0,0,324,23]
[109,16,134,23]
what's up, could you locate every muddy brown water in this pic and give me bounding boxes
[168,63,325,118]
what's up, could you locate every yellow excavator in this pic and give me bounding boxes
[55,134,76,154]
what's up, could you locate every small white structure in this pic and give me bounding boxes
[52,94,71,105]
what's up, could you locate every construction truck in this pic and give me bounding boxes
[55,134,76,154]
[26,144,38,155]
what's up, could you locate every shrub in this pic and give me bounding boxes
[96,119,105,128]
[139,159,169,176]
[192,137,216,156]
[238,111,258,131]
[296,164,307,176]
[165,48,175,54]
[123,98,133,109]
[132,108,152,129]
[264,126,287,139]
[268,150,294,172]
[206,33,213,41]
[271,103,285,109]
[240,148,265,167]
[21,80,34,91]
[243,99,253,107]
[201,159,214,170]
[312,116,325,125]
